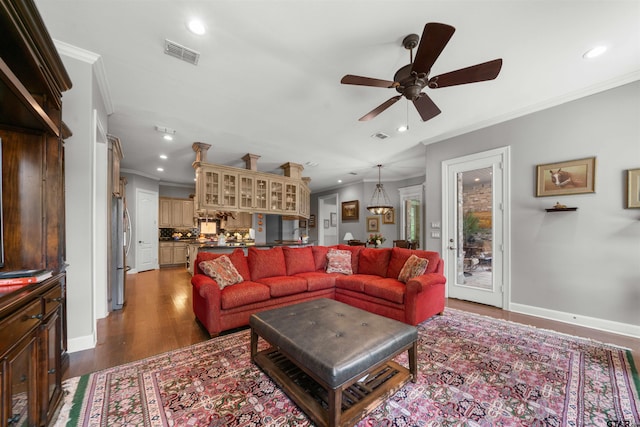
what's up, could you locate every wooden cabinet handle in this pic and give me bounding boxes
[27,313,43,320]
[48,297,63,302]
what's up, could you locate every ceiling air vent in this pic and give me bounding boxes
[371,132,389,140]
[164,39,200,65]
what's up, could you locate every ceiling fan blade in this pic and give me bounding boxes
[427,59,503,88]
[411,23,456,74]
[413,93,441,122]
[358,95,402,121]
[341,74,396,88]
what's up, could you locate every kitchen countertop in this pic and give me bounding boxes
[188,240,314,248]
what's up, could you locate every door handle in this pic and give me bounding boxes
[448,246,456,250]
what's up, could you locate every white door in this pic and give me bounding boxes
[442,147,510,308]
[136,189,159,272]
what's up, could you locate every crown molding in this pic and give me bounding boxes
[53,40,114,115]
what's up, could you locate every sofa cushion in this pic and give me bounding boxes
[326,249,353,275]
[220,281,271,310]
[194,248,250,280]
[398,254,429,283]
[364,278,406,304]
[257,276,308,298]
[199,255,244,289]
[358,248,391,277]
[283,246,316,275]
[311,246,331,271]
[248,246,287,280]
[294,271,338,291]
[337,244,363,274]
[386,247,440,278]
[335,274,381,293]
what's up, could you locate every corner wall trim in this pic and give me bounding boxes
[67,333,96,353]
[509,302,640,340]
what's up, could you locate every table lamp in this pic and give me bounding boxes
[343,232,354,242]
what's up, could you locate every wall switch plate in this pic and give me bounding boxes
[431,222,441,229]
[431,231,441,238]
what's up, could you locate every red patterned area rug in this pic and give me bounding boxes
[54,308,639,426]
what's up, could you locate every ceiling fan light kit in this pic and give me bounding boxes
[367,165,393,215]
[341,22,503,122]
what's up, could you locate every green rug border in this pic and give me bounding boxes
[626,348,640,397]
[66,373,90,427]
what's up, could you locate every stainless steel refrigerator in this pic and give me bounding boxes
[111,196,131,310]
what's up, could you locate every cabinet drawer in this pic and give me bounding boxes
[0,299,42,354]
[42,285,62,316]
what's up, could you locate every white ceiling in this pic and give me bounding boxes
[35,1,640,192]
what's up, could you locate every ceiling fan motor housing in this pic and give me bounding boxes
[394,64,428,100]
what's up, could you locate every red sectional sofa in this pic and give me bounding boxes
[191,244,447,337]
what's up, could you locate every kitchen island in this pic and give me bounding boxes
[186,240,314,275]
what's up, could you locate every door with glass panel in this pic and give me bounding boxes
[443,148,509,308]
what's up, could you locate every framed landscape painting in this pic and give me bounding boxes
[341,200,359,221]
[536,157,596,197]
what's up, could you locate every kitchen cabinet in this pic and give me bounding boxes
[193,162,310,218]
[159,241,188,266]
[225,212,253,230]
[159,198,194,228]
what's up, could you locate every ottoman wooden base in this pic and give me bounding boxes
[252,343,415,427]
[249,299,418,427]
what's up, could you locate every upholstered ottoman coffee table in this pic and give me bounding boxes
[250,298,417,427]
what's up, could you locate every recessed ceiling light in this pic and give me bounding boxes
[157,167,164,172]
[583,45,607,59]
[159,154,168,159]
[187,19,206,35]
[337,179,342,183]
[397,125,408,132]
[163,134,173,141]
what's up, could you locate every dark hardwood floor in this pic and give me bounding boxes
[62,267,640,380]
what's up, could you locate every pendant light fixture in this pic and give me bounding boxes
[367,164,393,215]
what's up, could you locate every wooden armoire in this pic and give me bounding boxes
[0,0,72,425]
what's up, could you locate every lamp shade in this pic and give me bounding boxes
[343,232,354,241]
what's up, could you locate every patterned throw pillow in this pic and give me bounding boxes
[199,255,244,289]
[325,249,353,275]
[397,254,429,283]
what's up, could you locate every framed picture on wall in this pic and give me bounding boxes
[341,200,359,221]
[299,219,307,228]
[627,168,640,208]
[366,216,379,232]
[536,157,596,197]
[382,208,395,224]
[309,214,316,228]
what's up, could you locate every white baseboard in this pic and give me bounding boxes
[509,303,640,339]
[67,333,96,353]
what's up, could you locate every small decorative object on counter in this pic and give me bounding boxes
[217,233,226,245]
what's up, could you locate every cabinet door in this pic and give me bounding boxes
[284,183,298,213]
[40,309,62,425]
[255,178,268,211]
[159,199,172,227]
[181,201,194,228]
[5,334,38,427]
[159,243,173,265]
[202,169,221,207]
[239,174,255,209]
[298,186,310,218]
[173,244,187,265]
[220,172,238,208]
[171,200,183,228]
[270,180,284,212]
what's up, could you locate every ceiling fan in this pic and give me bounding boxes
[341,22,503,122]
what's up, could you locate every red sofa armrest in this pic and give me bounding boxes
[405,272,447,294]
[191,274,222,336]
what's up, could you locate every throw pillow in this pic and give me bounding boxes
[325,249,353,275]
[199,255,244,289]
[397,254,429,283]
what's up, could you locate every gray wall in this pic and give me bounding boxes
[424,81,640,327]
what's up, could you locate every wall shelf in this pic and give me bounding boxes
[545,207,578,212]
